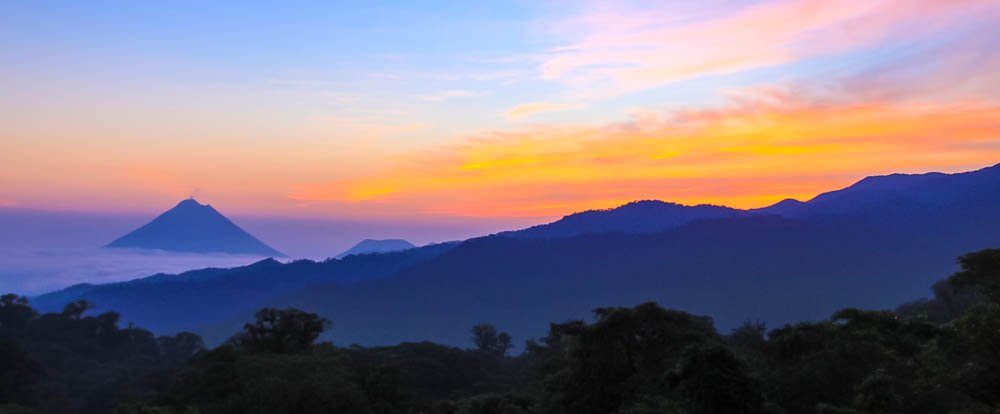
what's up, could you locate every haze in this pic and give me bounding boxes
[0,207,530,293]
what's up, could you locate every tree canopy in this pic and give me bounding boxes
[2,248,1000,413]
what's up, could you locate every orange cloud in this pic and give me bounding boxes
[291,91,1000,218]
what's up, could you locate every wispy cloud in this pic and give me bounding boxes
[539,0,998,98]
[504,102,584,120]
[5,0,999,221]
[288,8,1000,219]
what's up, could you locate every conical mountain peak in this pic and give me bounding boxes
[105,199,283,256]
[175,198,206,208]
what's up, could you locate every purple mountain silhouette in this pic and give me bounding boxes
[106,199,283,256]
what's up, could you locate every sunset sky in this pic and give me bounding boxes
[2,0,999,223]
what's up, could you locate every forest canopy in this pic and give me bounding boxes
[1,249,998,414]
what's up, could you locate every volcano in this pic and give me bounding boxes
[105,199,283,256]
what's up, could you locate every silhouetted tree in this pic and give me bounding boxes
[497,332,513,356]
[1,293,29,307]
[728,320,767,352]
[852,368,904,414]
[766,309,943,413]
[934,301,1000,409]
[61,299,94,320]
[471,324,514,356]
[0,294,36,335]
[922,248,1000,410]
[0,340,43,407]
[230,308,330,353]
[158,332,206,363]
[0,297,206,413]
[535,302,717,414]
[949,248,1000,303]
[669,343,765,414]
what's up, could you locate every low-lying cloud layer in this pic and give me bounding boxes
[0,247,263,296]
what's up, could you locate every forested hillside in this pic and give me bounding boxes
[3,249,999,413]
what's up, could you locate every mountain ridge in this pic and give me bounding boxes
[32,162,1000,347]
[506,163,1000,238]
[504,200,744,239]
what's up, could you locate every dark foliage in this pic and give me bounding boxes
[950,249,1000,303]
[4,248,1000,413]
[228,308,329,353]
[0,294,205,413]
[471,324,514,356]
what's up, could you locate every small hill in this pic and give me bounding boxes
[105,199,283,256]
[337,239,416,259]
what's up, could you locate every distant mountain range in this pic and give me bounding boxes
[34,163,1000,347]
[106,199,283,257]
[336,239,416,259]
[503,201,743,239]
[507,163,1000,238]
[755,167,997,219]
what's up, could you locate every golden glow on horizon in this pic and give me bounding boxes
[2,0,998,221]
[292,95,1000,218]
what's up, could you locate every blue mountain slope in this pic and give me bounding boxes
[508,163,1000,238]
[225,200,1000,347]
[336,239,416,259]
[32,242,459,334]
[106,199,284,256]
[757,163,1000,218]
[505,200,745,239]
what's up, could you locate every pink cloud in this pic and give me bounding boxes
[540,0,999,98]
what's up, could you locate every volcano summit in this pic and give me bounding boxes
[105,199,283,256]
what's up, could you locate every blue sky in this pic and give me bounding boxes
[1,0,998,220]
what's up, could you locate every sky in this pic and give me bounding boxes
[2,0,1000,224]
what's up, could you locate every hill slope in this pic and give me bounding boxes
[33,242,458,335]
[757,163,1000,218]
[336,239,416,259]
[266,204,999,346]
[36,163,1000,347]
[505,163,1000,238]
